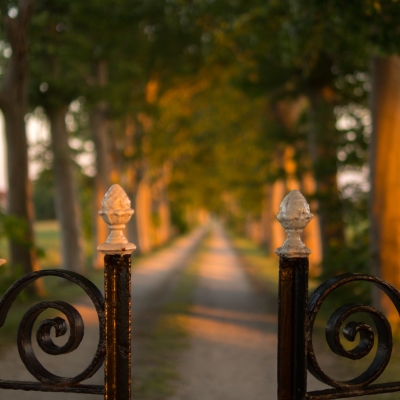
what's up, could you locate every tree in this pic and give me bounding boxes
[0,0,40,283]
[29,0,89,272]
[370,56,400,314]
[278,0,400,310]
[201,0,374,272]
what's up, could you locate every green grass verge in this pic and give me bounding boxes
[227,233,279,295]
[132,233,207,400]
[0,220,63,269]
[228,232,321,294]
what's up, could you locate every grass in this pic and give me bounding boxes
[0,220,63,268]
[227,233,279,295]
[0,220,101,305]
[132,233,207,400]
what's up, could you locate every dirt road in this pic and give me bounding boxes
[170,225,278,400]
[0,227,206,399]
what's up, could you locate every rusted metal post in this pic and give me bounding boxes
[98,184,136,400]
[275,191,313,400]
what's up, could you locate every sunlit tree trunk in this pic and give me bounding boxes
[122,116,152,254]
[272,97,323,266]
[136,178,153,254]
[270,180,286,253]
[370,56,400,318]
[0,0,39,289]
[307,91,345,265]
[90,108,117,266]
[301,173,322,276]
[48,106,84,273]
[91,103,112,268]
[90,60,119,268]
[152,166,171,246]
[261,185,273,251]
[276,98,323,273]
[157,190,171,244]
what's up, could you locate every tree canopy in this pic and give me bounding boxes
[1,0,400,305]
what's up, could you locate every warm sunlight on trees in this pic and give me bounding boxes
[1,0,400,312]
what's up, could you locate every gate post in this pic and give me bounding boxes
[275,191,312,400]
[98,184,136,400]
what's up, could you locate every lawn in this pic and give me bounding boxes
[0,220,63,269]
[228,233,280,296]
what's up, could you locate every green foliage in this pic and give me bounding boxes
[75,171,94,244]
[0,209,32,249]
[169,203,189,234]
[33,168,56,221]
[0,210,37,295]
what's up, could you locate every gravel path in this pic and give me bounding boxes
[0,227,206,399]
[170,224,278,400]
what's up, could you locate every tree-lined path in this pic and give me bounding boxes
[171,224,278,399]
[0,226,206,399]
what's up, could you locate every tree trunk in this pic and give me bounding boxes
[2,106,39,278]
[136,178,153,254]
[270,180,286,253]
[157,190,171,245]
[48,106,84,273]
[370,56,400,317]
[153,164,171,246]
[123,116,149,255]
[261,185,273,251]
[307,92,345,265]
[0,0,39,287]
[301,172,322,276]
[90,103,113,268]
[90,60,116,268]
[127,187,140,252]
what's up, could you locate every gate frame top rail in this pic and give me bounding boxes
[0,184,134,400]
[276,190,400,400]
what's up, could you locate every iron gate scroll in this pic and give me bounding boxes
[0,184,134,400]
[276,190,400,400]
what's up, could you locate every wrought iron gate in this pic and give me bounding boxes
[276,190,400,399]
[3,185,400,400]
[0,184,133,400]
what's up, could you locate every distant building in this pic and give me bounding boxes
[0,191,7,210]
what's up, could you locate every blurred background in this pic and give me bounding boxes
[0,0,400,330]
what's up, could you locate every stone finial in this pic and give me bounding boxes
[97,184,136,255]
[275,190,313,258]
[0,259,6,267]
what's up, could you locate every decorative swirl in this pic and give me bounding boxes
[0,269,105,386]
[308,273,400,390]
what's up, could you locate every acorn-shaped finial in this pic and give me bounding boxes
[97,184,136,255]
[275,190,313,258]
